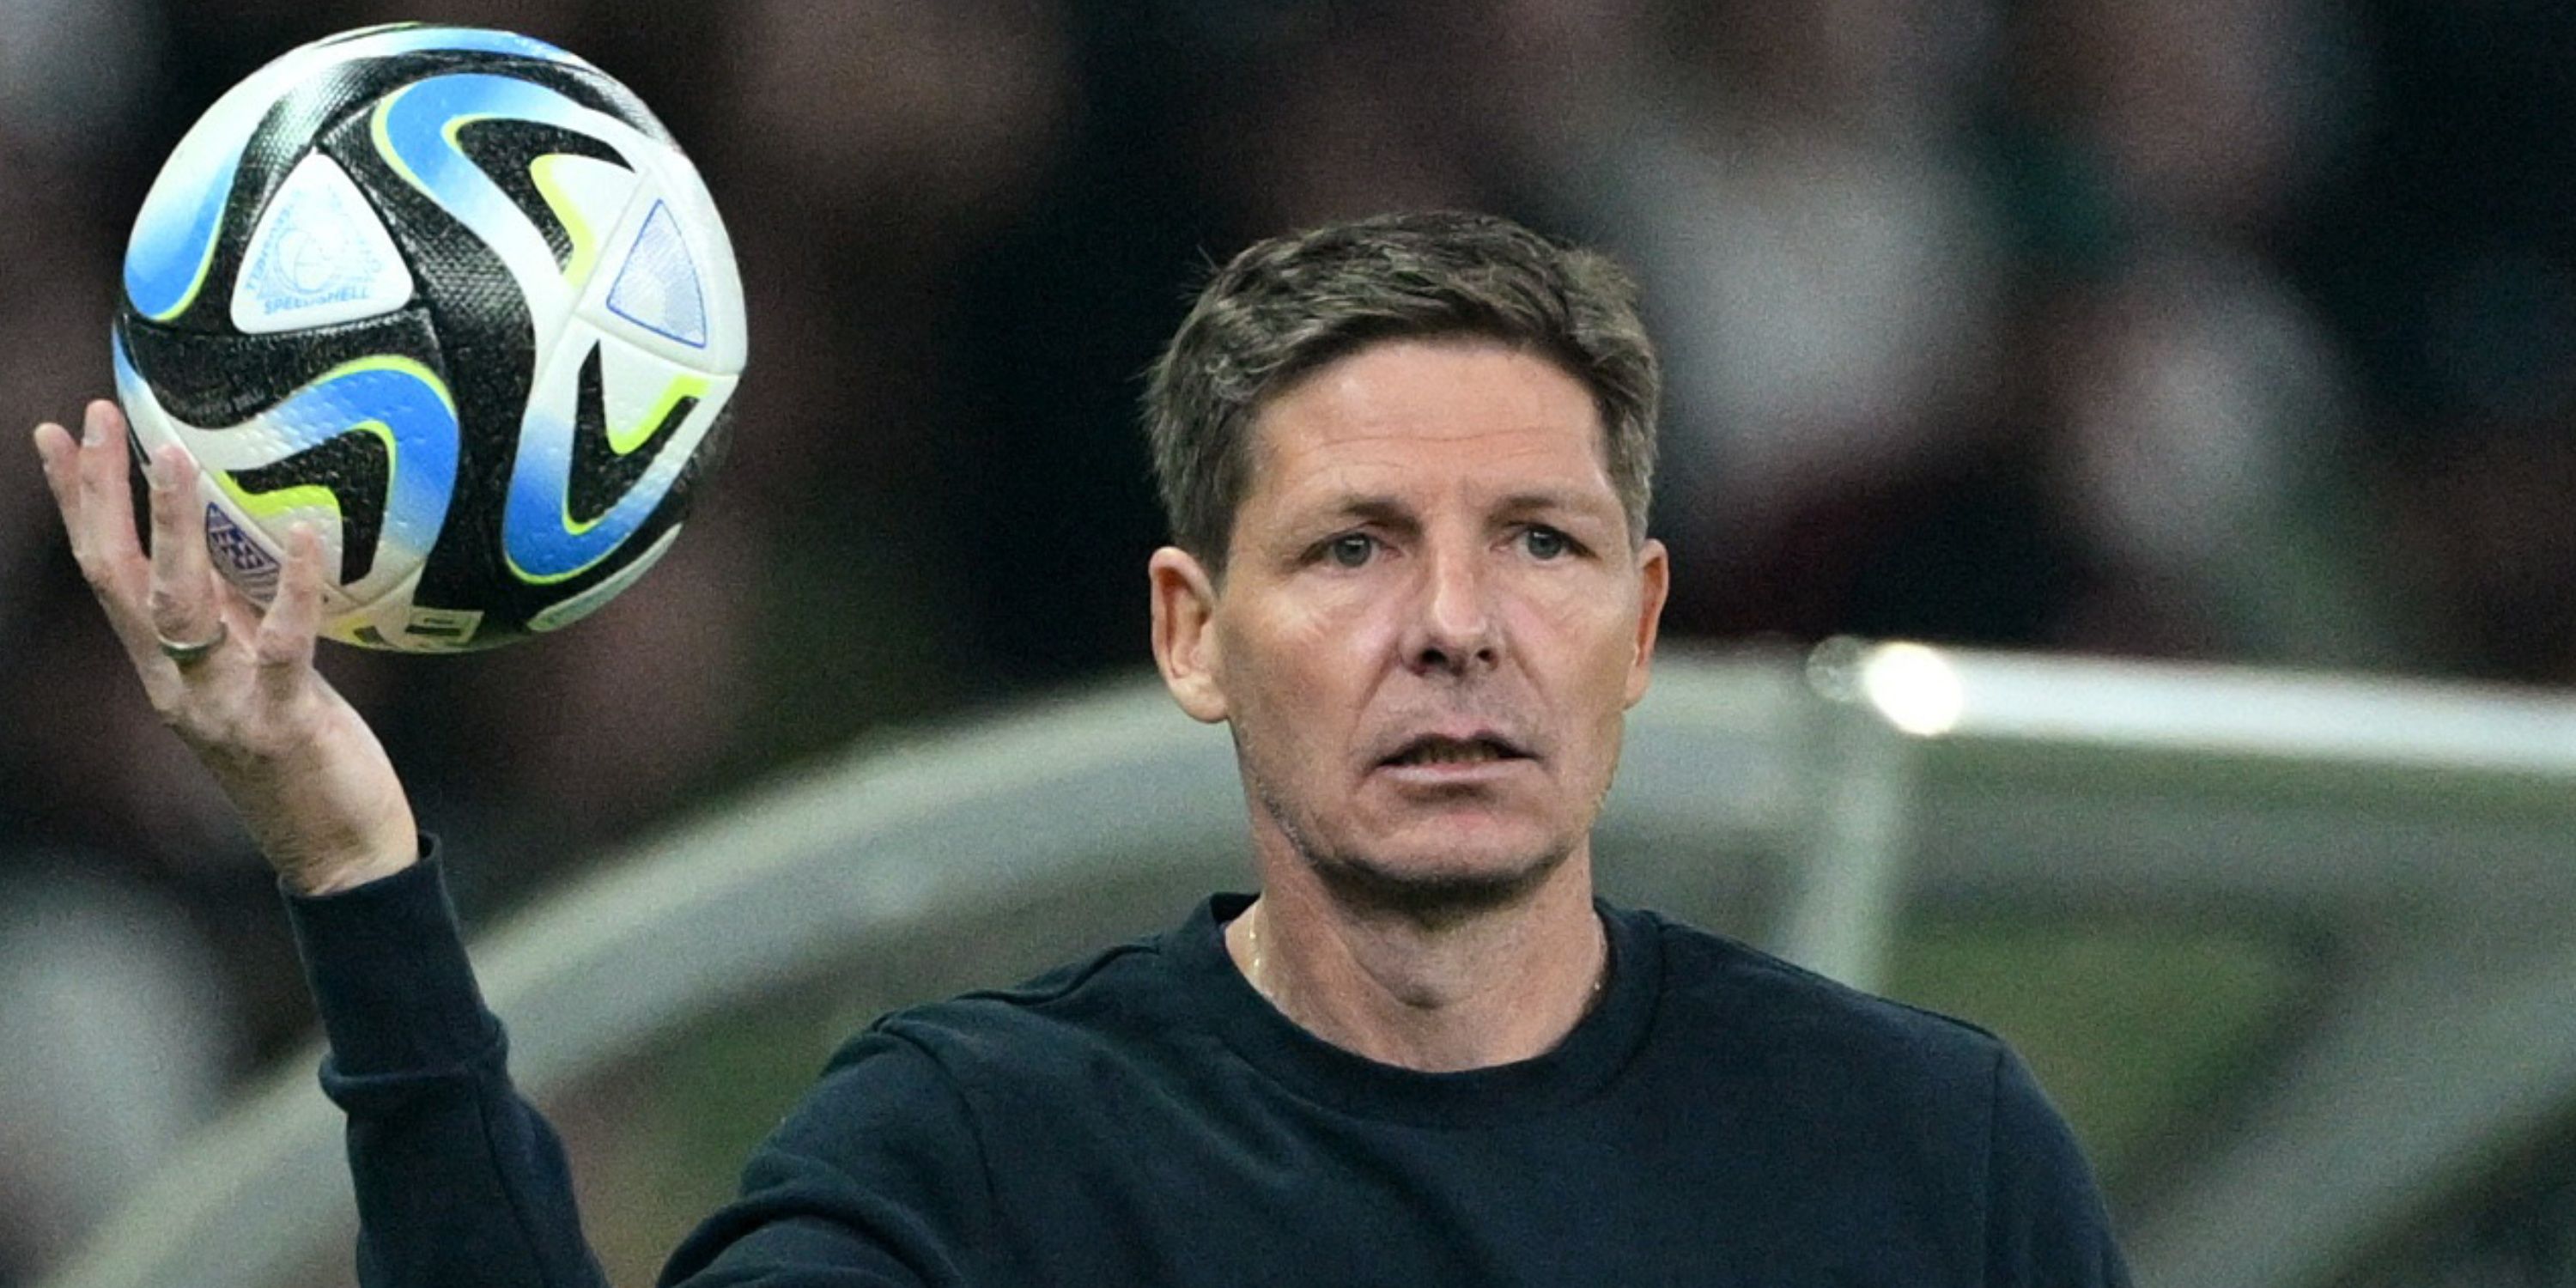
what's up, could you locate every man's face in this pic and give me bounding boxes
[1151,336,1668,908]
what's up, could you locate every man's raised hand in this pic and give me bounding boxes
[33,398,418,894]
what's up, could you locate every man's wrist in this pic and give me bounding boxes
[283,833,424,896]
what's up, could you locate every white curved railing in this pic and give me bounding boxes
[44,647,2576,1288]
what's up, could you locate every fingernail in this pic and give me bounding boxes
[81,404,106,447]
[147,446,176,492]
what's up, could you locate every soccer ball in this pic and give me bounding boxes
[112,24,745,652]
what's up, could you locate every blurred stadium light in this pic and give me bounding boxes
[40,647,2576,1288]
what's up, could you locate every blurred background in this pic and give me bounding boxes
[3,1,2575,1285]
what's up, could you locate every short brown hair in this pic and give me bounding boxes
[1143,210,1659,573]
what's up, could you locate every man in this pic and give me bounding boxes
[33,211,2128,1284]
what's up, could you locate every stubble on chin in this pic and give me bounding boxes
[1239,749,1574,927]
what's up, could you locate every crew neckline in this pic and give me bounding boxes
[1169,891,1663,1127]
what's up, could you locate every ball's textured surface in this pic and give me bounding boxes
[113,24,745,651]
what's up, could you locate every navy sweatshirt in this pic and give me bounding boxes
[286,856,2129,1285]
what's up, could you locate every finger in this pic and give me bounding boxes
[32,420,80,519]
[75,399,147,569]
[255,522,325,696]
[144,445,228,655]
[37,412,151,636]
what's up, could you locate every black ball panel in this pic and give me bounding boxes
[117,308,446,427]
[227,428,391,585]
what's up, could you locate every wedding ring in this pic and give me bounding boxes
[155,620,228,665]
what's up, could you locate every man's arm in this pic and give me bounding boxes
[33,402,604,1284]
[287,852,611,1287]
[37,400,960,1286]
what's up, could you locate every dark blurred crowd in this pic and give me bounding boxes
[4,0,2574,1279]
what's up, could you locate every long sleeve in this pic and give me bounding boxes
[285,847,974,1288]
[284,848,609,1288]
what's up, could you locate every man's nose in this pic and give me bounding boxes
[1403,544,1498,675]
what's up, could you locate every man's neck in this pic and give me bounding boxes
[1224,853,1607,1072]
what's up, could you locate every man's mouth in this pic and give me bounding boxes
[1381,734,1531,768]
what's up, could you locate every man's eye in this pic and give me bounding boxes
[1327,533,1376,568]
[1522,526,1571,560]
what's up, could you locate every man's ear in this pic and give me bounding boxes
[1150,546,1229,723]
[1624,538,1669,709]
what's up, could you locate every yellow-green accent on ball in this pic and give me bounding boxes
[211,471,342,521]
[550,373,705,544]
[439,111,495,151]
[610,374,708,456]
[211,416,398,519]
[147,228,222,324]
[329,354,456,411]
[210,356,448,531]
[528,153,605,284]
